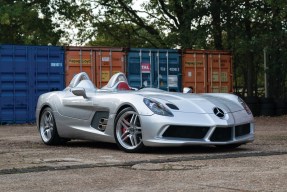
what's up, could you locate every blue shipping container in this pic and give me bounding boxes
[0,45,65,124]
[127,48,181,92]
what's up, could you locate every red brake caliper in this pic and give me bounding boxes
[121,116,130,136]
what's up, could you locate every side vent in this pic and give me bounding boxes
[98,118,108,131]
[91,111,109,131]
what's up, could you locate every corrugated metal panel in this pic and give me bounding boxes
[0,45,65,124]
[207,51,233,93]
[65,46,126,88]
[127,48,181,92]
[181,50,207,93]
[182,49,232,93]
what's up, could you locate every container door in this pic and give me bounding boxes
[127,49,153,89]
[127,48,181,91]
[0,45,30,123]
[182,50,207,93]
[65,49,94,86]
[155,50,181,92]
[207,52,232,93]
[95,49,126,88]
[140,49,153,88]
[33,46,65,122]
[96,49,111,88]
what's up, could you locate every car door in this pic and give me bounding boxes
[57,91,94,120]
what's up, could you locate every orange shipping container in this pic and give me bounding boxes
[182,49,232,93]
[206,51,233,93]
[65,46,126,88]
[182,50,207,93]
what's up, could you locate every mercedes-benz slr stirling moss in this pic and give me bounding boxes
[36,72,254,152]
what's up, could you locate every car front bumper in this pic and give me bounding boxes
[140,110,255,147]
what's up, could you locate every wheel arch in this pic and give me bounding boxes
[113,104,142,129]
[37,104,53,126]
[115,104,135,119]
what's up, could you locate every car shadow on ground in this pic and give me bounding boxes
[60,140,252,154]
[146,145,250,154]
[58,140,118,150]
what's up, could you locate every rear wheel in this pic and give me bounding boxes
[39,107,64,145]
[114,107,145,153]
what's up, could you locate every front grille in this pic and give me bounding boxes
[235,123,251,137]
[162,126,210,139]
[210,127,232,142]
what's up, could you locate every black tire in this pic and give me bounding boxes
[114,107,145,153]
[215,144,242,149]
[38,107,65,145]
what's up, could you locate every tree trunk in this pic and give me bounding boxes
[210,0,223,50]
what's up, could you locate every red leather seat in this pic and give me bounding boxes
[117,82,130,90]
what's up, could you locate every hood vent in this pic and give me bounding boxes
[166,103,179,110]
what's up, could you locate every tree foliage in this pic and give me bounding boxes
[0,0,63,45]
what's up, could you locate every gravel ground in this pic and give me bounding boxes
[0,115,286,191]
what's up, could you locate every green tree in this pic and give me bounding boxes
[0,0,63,45]
[52,0,210,49]
[88,21,165,47]
[204,0,286,99]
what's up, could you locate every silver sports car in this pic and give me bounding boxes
[36,72,254,152]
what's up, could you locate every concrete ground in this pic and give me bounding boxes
[0,115,286,192]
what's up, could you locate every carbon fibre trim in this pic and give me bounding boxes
[91,111,109,131]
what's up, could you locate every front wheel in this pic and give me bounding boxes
[39,107,64,145]
[114,107,145,153]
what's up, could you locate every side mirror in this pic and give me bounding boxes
[183,87,193,93]
[71,87,88,98]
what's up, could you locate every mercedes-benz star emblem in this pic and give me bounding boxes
[213,107,225,118]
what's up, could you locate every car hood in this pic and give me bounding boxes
[136,91,243,114]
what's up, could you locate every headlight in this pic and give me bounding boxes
[238,97,252,115]
[143,98,173,116]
